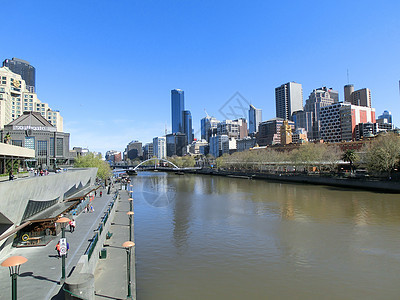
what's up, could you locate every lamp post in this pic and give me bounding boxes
[128,197,133,212]
[56,216,70,280]
[1,256,28,300]
[122,241,135,299]
[126,211,134,241]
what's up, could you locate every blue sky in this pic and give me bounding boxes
[2,0,400,155]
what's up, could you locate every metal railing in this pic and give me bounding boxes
[62,285,87,300]
[84,190,119,261]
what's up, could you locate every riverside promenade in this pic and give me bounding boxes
[94,185,135,300]
[0,184,135,300]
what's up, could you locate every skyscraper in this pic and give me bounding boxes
[171,89,184,134]
[3,58,36,92]
[275,82,303,120]
[344,84,372,107]
[183,110,193,143]
[249,104,262,134]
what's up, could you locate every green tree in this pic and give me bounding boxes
[342,149,358,172]
[366,132,400,178]
[74,152,112,180]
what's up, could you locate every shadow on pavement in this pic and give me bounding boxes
[20,271,60,284]
[95,293,124,300]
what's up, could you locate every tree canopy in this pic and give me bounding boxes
[366,132,400,177]
[74,152,112,180]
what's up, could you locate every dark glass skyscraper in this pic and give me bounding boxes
[3,58,36,92]
[183,110,193,144]
[249,104,262,134]
[171,89,184,133]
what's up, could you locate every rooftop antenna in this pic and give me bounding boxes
[204,109,210,118]
[347,69,350,84]
[165,123,167,135]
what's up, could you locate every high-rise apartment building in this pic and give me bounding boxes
[3,58,35,92]
[153,136,166,159]
[171,89,184,134]
[249,104,262,134]
[275,82,303,120]
[344,84,372,107]
[0,66,63,131]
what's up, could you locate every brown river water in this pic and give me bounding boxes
[131,172,400,300]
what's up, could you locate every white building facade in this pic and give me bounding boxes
[0,66,63,131]
[153,136,166,159]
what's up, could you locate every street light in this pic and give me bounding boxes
[122,241,135,299]
[1,256,28,300]
[127,211,134,241]
[128,197,133,211]
[56,216,70,280]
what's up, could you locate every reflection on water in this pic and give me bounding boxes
[133,172,400,300]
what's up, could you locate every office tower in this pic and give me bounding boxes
[275,82,303,120]
[0,66,63,131]
[201,116,219,142]
[3,58,35,92]
[183,110,193,144]
[319,102,375,142]
[171,89,184,133]
[302,86,338,140]
[344,85,372,107]
[249,104,262,134]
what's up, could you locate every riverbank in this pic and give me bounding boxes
[186,168,400,193]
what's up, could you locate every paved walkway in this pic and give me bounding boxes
[0,186,114,300]
[94,188,136,300]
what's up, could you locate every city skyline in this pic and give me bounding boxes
[2,1,399,155]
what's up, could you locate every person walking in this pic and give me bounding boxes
[55,241,61,258]
[69,219,76,232]
[100,191,103,197]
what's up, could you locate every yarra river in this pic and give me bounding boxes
[130,172,400,300]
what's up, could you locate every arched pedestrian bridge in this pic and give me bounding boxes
[126,158,201,172]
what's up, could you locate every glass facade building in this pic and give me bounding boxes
[183,110,193,144]
[249,104,262,134]
[171,89,184,134]
[3,58,36,92]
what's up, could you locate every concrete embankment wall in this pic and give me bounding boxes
[190,169,400,193]
[64,190,119,300]
[0,168,98,254]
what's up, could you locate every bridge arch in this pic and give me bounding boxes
[134,158,180,171]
